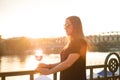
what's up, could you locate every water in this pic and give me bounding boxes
[0,52,110,80]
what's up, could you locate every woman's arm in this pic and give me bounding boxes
[36,62,60,71]
[49,62,60,69]
[50,53,80,72]
[37,53,80,75]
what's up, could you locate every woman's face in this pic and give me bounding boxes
[64,19,73,36]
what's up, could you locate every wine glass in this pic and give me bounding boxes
[35,49,43,62]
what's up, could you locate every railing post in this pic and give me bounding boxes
[90,67,93,80]
[1,76,5,80]
[30,74,34,80]
[53,73,57,80]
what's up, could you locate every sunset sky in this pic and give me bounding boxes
[0,0,120,39]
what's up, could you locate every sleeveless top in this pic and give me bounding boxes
[60,38,87,80]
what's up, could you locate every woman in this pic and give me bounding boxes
[35,16,88,80]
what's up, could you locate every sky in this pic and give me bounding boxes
[0,0,120,39]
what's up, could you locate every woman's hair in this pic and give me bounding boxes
[66,16,85,39]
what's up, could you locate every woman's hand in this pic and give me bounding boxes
[35,63,49,71]
[38,68,52,75]
[38,63,49,68]
[35,62,60,75]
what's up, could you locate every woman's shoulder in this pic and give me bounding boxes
[79,38,88,46]
[70,37,88,46]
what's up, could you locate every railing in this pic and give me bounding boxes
[86,52,120,80]
[0,70,37,80]
[0,52,120,80]
[0,70,57,80]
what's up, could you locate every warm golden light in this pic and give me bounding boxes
[25,55,38,70]
[0,0,120,39]
[25,49,43,70]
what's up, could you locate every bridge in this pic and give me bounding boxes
[86,31,120,51]
[86,31,120,43]
[0,52,120,80]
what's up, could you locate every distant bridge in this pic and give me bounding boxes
[86,31,120,51]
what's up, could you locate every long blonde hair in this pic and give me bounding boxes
[66,16,85,40]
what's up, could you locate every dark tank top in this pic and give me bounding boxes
[60,38,87,80]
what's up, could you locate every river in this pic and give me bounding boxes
[0,52,111,80]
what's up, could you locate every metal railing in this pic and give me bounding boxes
[0,52,120,80]
[0,70,37,80]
